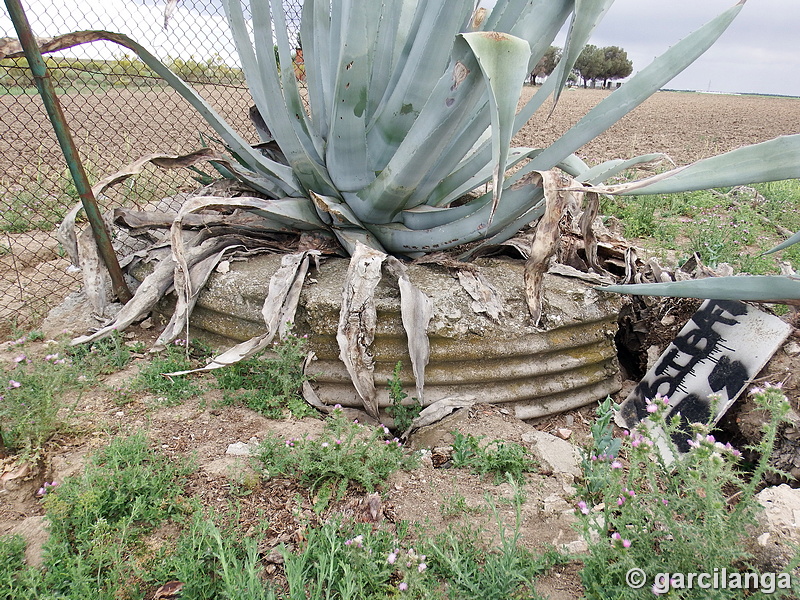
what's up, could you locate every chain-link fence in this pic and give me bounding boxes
[0,0,303,336]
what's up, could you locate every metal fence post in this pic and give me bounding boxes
[4,0,133,304]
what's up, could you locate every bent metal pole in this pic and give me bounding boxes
[4,0,133,304]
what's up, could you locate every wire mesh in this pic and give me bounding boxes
[0,0,303,336]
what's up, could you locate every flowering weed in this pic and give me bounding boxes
[254,407,417,510]
[214,330,313,418]
[451,432,537,485]
[577,387,797,599]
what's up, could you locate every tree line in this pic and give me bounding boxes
[530,44,633,89]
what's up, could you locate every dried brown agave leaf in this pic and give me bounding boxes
[524,170,578,326]
[406,396,477,435]
[166,250,318,375]
[91,148,226,198]
[57,149,233,269]
[71,232,230,345]
[153,244,238,351]
[337,242,387,419]
[456,270,505,323]
[385,257,434,405]
[578,190,610,277]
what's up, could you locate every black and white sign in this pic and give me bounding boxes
[617,299,790,451]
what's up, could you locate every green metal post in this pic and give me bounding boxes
[4,0,133,303]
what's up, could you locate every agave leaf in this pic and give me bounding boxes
[366,0,475,171]
[575,135,800,196]
[457,270,505,322]
[601,276,800,305]
[337,242,387,418]
[577,153,671,185]
[310,192,387,254]
[514,0,745,179]
[413,145,536,211]
[353,53,487,223]
[764,230,800,256]
[550,0,615,105]
[89,148,227,198]
[524,170,580,324]
[385,257,434,405]
[300,0,332,140]
[458,31,531,223]
[367,180,548,254]
[70,232,234,345]
[168,195,324,299]
[323,0,374,192]
[154,245,235,351]
[331,228,388,256]
[368,0,418,122]
[267,0,326,161]
[167,251,318,375]
[76,224,109,316]
[406,396,477,435]
[226,0,336,196]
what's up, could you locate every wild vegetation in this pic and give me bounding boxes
[1,331,798,598]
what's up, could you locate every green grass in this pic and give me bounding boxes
[600,179,800,274]
[4,327,799,599]
[0,420,558,600]
[254,407,417,511]
[214,331,313,418]
[133,341,207,405]
[450,432,538,485]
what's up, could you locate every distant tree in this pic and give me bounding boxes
[573,44,604,88]
[600,46,633,88]
[529,45,561,85]
[573,44,633,88]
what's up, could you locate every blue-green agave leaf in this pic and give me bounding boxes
[601,276,800,303]
[764,229,800,256]
[459,31,531,224]
[550,0,615,105]
[583,135,800,196]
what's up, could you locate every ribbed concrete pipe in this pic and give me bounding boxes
[155,254,623,420]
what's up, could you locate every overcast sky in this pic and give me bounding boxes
[578,0,800,97]
[2,0,798,97]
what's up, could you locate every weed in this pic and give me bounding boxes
[385,361,422,433]
[0,535,37,598]
[0,351,82,456]
[134,340,205,405]
[214,330,312,418]
[600,180,800,276]
[44,433,192,545]
[576,386,798,599]
[283,518,405,598]
[439,491,484,518]
[580,396,622,502]
[254,408,417,509]
[424,484,559,600]
[65,331,134,377]
[0,435,194,599]
[450,432,537,485]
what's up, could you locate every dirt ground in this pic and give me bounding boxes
[0,329,592,599]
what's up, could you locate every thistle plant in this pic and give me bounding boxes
[576,386,798,599]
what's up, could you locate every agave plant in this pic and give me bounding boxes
[7,0,800,417]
